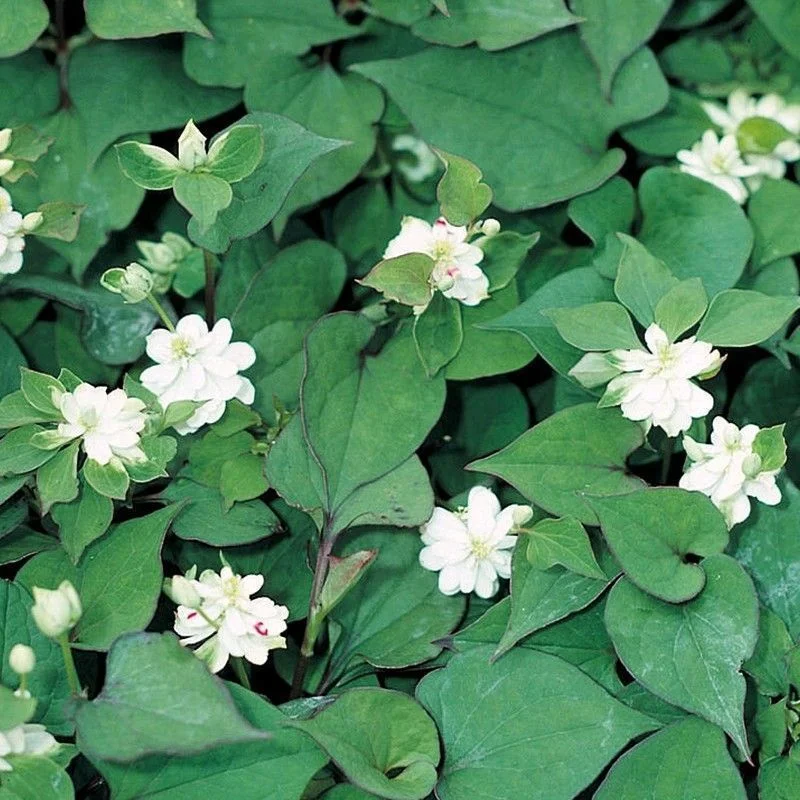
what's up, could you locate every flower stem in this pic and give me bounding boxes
[203,249,216,327]
[230,657,251,690]
[289,521,335,700]
[146,293,176,332]
[58,634,81,696]
[660,436,674,485]
[55,0,71,109]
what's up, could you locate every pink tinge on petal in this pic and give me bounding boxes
[254,621,270,637]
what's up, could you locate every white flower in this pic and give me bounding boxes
[419,485,532,599]
[391,134,439,183]
[140,315,256,435]
[0,724,59,772]
[31,581,82,639]
[677,130,760,204]
[56,383,146,465]
[8,644,35,675]
[178,120,207,171]
[172,566,288,673]
[680,417,782,528]
[0,188,41,276]
[384,216,490,308]
[586,323,721,438]
[0,128,13,177]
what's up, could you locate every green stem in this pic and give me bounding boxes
[230,657,251,690]
[146,293,176,332]
[203,250,216,327]
[58,634,81,696]
[660,436,675,485]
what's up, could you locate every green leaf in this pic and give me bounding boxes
[75,632,268,761]
[19,368,62,415]
[593,717,746,800]
[359,253,435,308]
[480,230,539,291]
[163,479,280,546]
[0,684,37,730]
[613,234,680,327]
[0,424,58,476]
[206,125,264,183]
[0,328,27,401]
[85,0,211,38]
[115,142,181,190]
[36,441,79,514]
[434,149,492,225]
[411,0,579,50]
[752,424,787,472]
[525,516,606,579]
[82,458,129,500]
[187,112,343,252]
[325,528,465,688]
[186,430,255,487]
[571,0,672,96]
[0,0,48,58]
[353,34,667,210]
[605,554,759,755]
[0,51,58,127]
[732,478,800,638]
[0,755,74,800]
[18,505,181,650]
[653,278,708,341]
[85,683,327,800]
[759,756,800,800]
[744,606,792,697]
[32,201,84,243]
[546,301,641,351]
[696,289,799,347]
[286,688,439,800]
[317,550,378,624]
[51,480,114,564]
[219,454,269,509]
[173,171,233,232]
[417,646,656,800]
[567,176,635,245]
[0,526,59,567]
[747,0,800,62]
[469,403,646,524]
[413,292,463,376]
[638,167,754,297]
[589,488,730,602]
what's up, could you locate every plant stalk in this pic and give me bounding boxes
[58,633,82,696]
[203,249,216,326]
[146,293,176,332]
[231,657,252,690]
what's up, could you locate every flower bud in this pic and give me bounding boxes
[21,212,42,232]
[0,158,13,177]
[511,505,534,528]
[100,262,154,303]
[31,581,82,639]
[479,218,501,237]
[0,128,11,152]
[178,120,207,171]
[138,240,177,272]
[163,574,202,609]
[736,116,794,155]
[697,352,726,381]
[9,644,35,675]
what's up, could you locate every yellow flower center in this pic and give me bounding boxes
[470,539,492,560]
[430,239,455,266]
[222,575,243,603]
[171,336,196,360]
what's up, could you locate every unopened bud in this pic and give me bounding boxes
[21,212,42,232]
[9,644,35,675]
[736,116,794,155]
[0,128,11,152]
[178,120,207,171]
[163,574,202,609]
[0,158,13,177]
[100,262,154,303]
[479,218,501,237]
[31,581,82,639]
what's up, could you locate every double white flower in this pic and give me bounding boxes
[680,417,782,528]
[572,324,722,438]
[384,216,491,308]
[171,565,288,673]
[0,724,59,772]
[419,486,532,599]
[55,384,147,466]
[0,187,41,275]
[141,315,256,435]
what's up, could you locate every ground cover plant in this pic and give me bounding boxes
[0,0,799,798]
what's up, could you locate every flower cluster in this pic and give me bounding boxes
[0,187,41,275]
[680,417,783,528]
[419,486,532,599]
[141,315,256,435]
[384,216,497,309]
[677,89,800,203]
[0,724,58,772]
[169,564,288,673]
[571,323,723,438]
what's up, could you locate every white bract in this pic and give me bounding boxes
[0,724,59,772]
[702,89,800,185]
[172,565,288,673]
[676,130,760,204]
[391,134,439,182]
[572,323,722,438]
[8,644,35,675]
[0,188,42,275]
[680,417,782,528]
[140,315,256,435]
[31,581,82,639]
[384,216,490,308]
[56,383,146,465]
[419,485,532,599]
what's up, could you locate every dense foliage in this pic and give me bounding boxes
[0,1,799,798]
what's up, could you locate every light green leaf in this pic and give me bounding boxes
[36,441,79,514]
[696,289,799,347]
[52,480,114,563]
[115,142,182,190]
[417,646,656,799]
[469,403,646,524]
[32,202,84,243]
[75,632,268,761]
[85,0,211,38]
[286,688,439,800]
[589,488,730,602]
[0,683,36,731]
[480,230,539,291]
[0,755,74,800]
[173,172,233,232]
[752,424,787,473]
[0,425,58,476]
[219,454,269,509]
[413,292,463,376]
[353,34,667,210]
[547,301,641,351]
[82,458,129,500]
[434,149,492,225]
[206,125,264,183]
[411,0,579,50]
[525,516,606,579]
[593,717,746,800]
[605,554,759,755]
[653,278,708,341]
[0,0,48,58]
[567,177,635,244]
[19,368,62,415]
[359,254,435,308]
